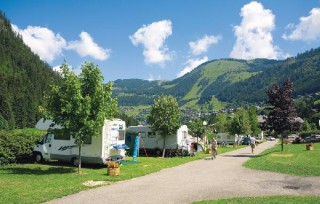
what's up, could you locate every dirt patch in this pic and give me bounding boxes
[83,180,107,187]
[270,153,293,158]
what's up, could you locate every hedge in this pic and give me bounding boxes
[0,129,45,164]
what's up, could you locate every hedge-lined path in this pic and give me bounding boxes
[46,141,320,204]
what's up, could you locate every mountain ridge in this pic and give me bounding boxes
[113,48,320,110]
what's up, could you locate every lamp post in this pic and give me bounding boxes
[203,120,207,144]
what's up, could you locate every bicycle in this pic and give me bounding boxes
[166,145,183,157]
[220,141,227,148]
[212,148,217,160]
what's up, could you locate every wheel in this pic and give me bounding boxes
[35,153,43,163]
[155,149,161,157]
[72,157,79,167]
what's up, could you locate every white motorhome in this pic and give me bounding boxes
[33,118,126,166]
[216,132,240,145]
[126,125,190,155]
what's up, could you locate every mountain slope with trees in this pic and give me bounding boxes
[113,48,320,110]
[0,12,60,129]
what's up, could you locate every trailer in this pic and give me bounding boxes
[126,125,190,156]
[216,132,240,145]
[33,118,126,166]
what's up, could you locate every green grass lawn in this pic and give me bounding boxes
[194,195,320,204]
[0,146,243,204]
[244,143,320,176]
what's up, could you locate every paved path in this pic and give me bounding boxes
[46,141,320,204]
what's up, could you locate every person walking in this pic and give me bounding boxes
[250,135,256,154]
[211,139,218,159]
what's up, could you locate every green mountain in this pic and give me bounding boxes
[113,48,320,110]
[0,12,60,129]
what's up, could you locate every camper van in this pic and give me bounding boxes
[33,118,126,166]
[216,133,240,145]
[126,125,190,156]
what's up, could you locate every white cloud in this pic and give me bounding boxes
[189,35,221,55]
[52,64,82,76]
[177,56,208,78]
[147,74,161,81]
[230,1,284,60]
[283,8,320,41]
[66,31,110,61]
[129,20,172,65]
[53,65,62,73]
[11,24,66,62]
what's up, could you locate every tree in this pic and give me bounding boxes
[266,80,301,151]
[229,108,251,136]
[40,62,117,173]
[248,106,261,136]
[188,118,207,143]
[147,95,181,157]
[214,113,229,133]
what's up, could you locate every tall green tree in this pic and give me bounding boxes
[40,62,117,173]
[214,113,229,133]
[229,108,251,136]
[147,95,180,157]
[267,80,301,151]
[248,106,261,136]
[188,118,207,143]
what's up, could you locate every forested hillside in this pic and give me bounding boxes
[113,48,320,109]
[0,13,60,129]
[209,49,320,103]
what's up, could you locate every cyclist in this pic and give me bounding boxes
[211,139,218,159]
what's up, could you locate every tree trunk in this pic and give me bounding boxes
[162,135,166,158]
[78,144,82,174]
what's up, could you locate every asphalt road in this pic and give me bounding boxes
[46,141,320,204]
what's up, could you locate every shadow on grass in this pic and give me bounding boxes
[0,161,107,175]
[253,149,281,158]
[221,154,255,158]
[1,166,76,175]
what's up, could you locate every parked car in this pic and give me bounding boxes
[242,136,251,145]
[266,136,276,141]
[305,134,320,143]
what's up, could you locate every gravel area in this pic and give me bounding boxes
[46,141,320,204]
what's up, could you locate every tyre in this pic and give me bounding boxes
[35,153,43,163]
[72,157,79,167]
[155,149,161,157]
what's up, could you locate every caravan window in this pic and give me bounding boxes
[139,132,146,138]
[182,131,187,138]
[119,130,125,140]
[148,132,156,138]
[52,129,70,140]
[83,136,92,144]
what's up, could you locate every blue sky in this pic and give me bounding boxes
[1,0,320,82]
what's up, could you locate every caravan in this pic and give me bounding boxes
[33,118,126,166]
[216,133,240,145]
[126,125,190,156]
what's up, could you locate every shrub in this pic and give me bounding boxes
[0,129,45,164]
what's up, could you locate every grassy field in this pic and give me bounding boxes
[119,105,150,117]
[244,143,320,176]
[194,195,320,204]
[0,146,243,204]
